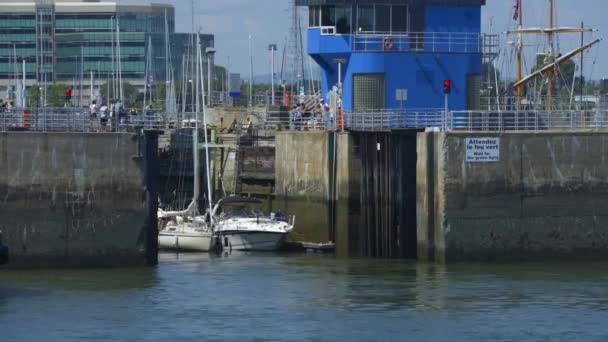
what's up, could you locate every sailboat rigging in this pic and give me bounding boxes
[157,34,215,252]
[508,0,601,110]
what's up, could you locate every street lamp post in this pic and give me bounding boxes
[268,44,277,106]
[205,47,216,107]
[334,58,347,131]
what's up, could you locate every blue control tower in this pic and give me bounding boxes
[296,0,488,112]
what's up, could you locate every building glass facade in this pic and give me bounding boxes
[0,0,214,95]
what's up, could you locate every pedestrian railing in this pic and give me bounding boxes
[0,108,174,133]
[449,110,608,131]
[345,109,444,131]
[5,108,607,134]
[352,32,488,53]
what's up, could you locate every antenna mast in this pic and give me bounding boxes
[516,0,523,109]
[547,0,555,111]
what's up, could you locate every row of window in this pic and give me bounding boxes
[57,41,145,48]
[0,48,36,57]
[0,63,36,73]
[56,46,145,57]
[0,29,36,34]
[0,15,35,20]
[55,73,144,81]
[309,4,411,34]
[55,32,145,42]
[0,20,36,28]
[55,61,145,73]
[0,34,36,42]
[56,19,116,29]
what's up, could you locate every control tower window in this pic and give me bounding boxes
[356,5,374,32]
[320,6,335,27]
[392,5,409,33]
[309,6,320,27]
[375,5,391,33]
[335,6,352,34]
[356,4,409,33]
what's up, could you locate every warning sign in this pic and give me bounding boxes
[465,137,500,163]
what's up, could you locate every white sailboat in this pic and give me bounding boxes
[212,196,295,251]
[158,34,214,252]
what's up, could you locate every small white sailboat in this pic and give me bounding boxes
[158,34,214,252]
[212,196,295,251]
[158,204,213,252]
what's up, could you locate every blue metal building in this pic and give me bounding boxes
[296,0,488,112]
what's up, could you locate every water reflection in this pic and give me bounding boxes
[2,255,608,341]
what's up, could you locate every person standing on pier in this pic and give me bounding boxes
[99,103,108,131]
[293,105,302,131]
[114,100,125,131]
[89,100,99,131]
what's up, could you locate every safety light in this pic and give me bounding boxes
[443,80,452,95]
[65,88,72,101]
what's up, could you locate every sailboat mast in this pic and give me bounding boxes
[192,34,201,215]
[580,21,584,109]
[198,34,215,225]
[516,0,523,109]
[116,19,123,103]
[547,0,554,110]
[164,9,170,113]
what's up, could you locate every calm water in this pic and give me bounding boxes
[2,253,608,341]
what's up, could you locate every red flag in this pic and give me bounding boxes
[513,0,520,21]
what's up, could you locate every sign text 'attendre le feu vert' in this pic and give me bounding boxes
[465,137,500,163]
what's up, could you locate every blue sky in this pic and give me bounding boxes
[131,0,607,80]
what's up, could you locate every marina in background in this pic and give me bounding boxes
[0,0,607,265]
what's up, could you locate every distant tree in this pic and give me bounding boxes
[99,81,138,107]
[26,83,75,107]
[26,85,40,107]
[47,84,71,107]
[531,54,576,92]
[573,76,586,94]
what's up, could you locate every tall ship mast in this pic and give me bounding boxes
[509,0,601,110]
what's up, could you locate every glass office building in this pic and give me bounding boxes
[0,0,214,95]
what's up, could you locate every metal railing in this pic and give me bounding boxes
[352,32,488,53]
[345,109,444,131]
[278,108,608,132]
[480,95,608,112]
[449,110,608,131]
[6,107,607,134]
[0,108,173,132]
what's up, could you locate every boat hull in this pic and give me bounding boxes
[159,231,213,252]
[218,231,287,251]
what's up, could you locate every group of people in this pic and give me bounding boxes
[88,100,137,131]
[292,98,334,131]
[0,99,14,110]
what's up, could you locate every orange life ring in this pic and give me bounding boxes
[383,36,394,51]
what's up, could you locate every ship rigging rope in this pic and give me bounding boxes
[554,0,561,55]
[587,41,600,91]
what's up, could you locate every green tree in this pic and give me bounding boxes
[26,84,40,107]
[26,83,74,108]
[531,54,576,91]
[213,65,227,91]
[99,81,138,107]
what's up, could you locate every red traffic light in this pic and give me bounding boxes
[65,88,72,96]
[443,80,452,94]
